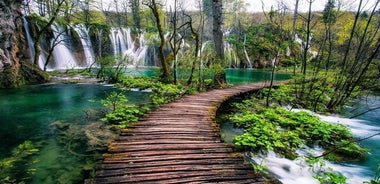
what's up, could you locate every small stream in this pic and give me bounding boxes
[219,93,380,184]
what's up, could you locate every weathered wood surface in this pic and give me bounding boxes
[91,82,279,184]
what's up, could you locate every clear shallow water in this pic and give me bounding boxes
[226,69,291,84]
[0,84,150,183]
[122,67,292,85]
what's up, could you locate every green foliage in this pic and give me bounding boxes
[305,156,347,184]
[120,76,156,90]
[101,77,185,129]
[324,140,369,162]
[230,98,367,161]
[314,169,347,184]
[101,91,148,129]
[322,0,337,24]
[0,141,40,183]
[101,105,147,129]
[101,91,128,111]
[27,13,49,27]
[227,22,293,68]
[150,83,184,105]
[232,108,304,158]
[96,55,128,83]
[252,163,269,175]
[260,84,295,106]
[71,10,107,27]
[120,77,185,106]
[262,75,355,112]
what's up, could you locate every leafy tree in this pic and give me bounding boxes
[31,0,68,66]
[327,0,380,110]
[130,0,141,30]
[322,0,337,25]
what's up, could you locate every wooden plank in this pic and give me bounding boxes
[97,170,257,183]
[97,158,245,170]
[96,164,254,177]
[90,82,279,183]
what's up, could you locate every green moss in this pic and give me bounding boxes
[0,64,25,88]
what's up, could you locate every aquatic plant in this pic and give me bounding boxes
[0,141,40,183]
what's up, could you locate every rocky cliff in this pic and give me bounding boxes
[0,0,49,88]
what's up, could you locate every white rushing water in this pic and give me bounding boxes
[51,24,79,70]
[252,104,380,184]
[73,24,95,66]
[109,27,148,66]
[23,16,35,60]
[252,151,320,184]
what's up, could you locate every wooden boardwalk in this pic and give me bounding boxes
[91,82,279,184]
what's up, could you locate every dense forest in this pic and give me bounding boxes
[0,0,380,183]
[0,0,379,108]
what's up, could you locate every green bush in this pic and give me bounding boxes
[101,91,149,129]
[230,105,368,161]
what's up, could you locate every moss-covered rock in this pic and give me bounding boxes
[19,61,50,85]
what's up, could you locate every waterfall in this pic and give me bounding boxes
[51,24,79,69]
[109,28,128,61]
[97,29,103,58]
[22,16,35,60]
[131,33,148,66]
[125,28,134,50]
[109,27,149,67]
[38,51,47,70]
[73,24,95,66]
[224,41,239,68]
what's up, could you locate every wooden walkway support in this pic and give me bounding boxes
[91,82,279,184]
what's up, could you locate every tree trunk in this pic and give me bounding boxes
[185,13,200,86]
[145,0,171,82]
[33,0,65,66]
[212,0,226,86]
[300,0,313,97]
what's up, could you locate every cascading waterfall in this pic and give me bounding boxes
[109,27,149,66]
[73,24,95,66]
[132,34,148,66]
[109,28,128,61]
[22,16,47,68]
[224,41,239,68]
[51,24,79,70]
[23,16,154,70]
[125,28,134,50]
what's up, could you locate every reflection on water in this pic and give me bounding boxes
[226,69,291,84]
